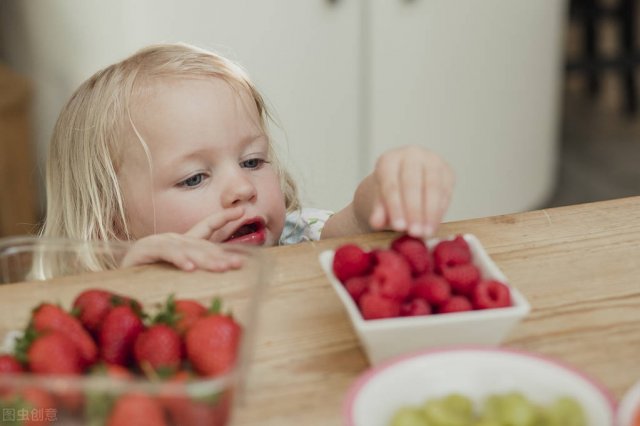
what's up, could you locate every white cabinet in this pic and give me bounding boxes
[2,0,566,219]
[368,0,567,220]
[1,0,362,211]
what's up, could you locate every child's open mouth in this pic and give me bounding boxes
[224,218,266,245]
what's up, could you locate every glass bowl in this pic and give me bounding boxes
[0,236,266,426]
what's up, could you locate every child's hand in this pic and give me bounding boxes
[367,146,454,238]
[120,207,246,272]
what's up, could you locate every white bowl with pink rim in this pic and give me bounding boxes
[319,234,531,365]
[344,346,616,426]
[618,379,640,426]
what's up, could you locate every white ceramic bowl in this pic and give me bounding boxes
[618,379,640,426]
[344,347,616,426]
[319,234,530,365]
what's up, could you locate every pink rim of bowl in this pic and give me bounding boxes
[343,345,617,426]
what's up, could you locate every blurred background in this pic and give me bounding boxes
[0,0,638,238]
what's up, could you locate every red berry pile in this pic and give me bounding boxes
[332,235,512,320]
[0,289,240,426]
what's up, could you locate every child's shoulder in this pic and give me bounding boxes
[279,207,334,245]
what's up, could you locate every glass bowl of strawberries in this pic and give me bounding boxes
[319,234,531,365]
[0,236,266,426]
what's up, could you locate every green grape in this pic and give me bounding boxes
[542,397,587,426]
[473,421,502,426]
[387,393,587,426]
[442,394,474,418]
[390,407,430,426]
[422,396,474,426]
[482,395,503,420]
[480,392,538,426]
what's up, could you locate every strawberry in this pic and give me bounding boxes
[90,362,133,380]
[174,299,207,334]
[412,274,452,306]
[27,331,83,375]
[0,354,23,374]
[169,391,232,426]
[371,250,412,300]
[2,387,56,425]
[442,263,481,296]
[134,324,183,374]
[31,303,98,368]
[332,244,373,282]
[344,275,370,303]
[185,313,242,377]
[72,289,141,337]
[106,393,168,426]
[154,295,206,335]
[163,371,232,426]
[358,291,401,320]
[438,296,473,314]
[399,298,431,317]
[391,234,432,276]
[433,236,472,271]
[0,354,24,396]
[472,280,511,309]
[99,305,145,367]
[83,364,134,425]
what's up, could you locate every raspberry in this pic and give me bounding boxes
[399,298,431,317]
[433,236,472,271]
[371,250,412,301]
[438,296,473,314]
[332,244,373,283]
[412,274,451,306]
[358,292,401,320]
[344,275,370,303]
[472,280,511,309]
[442,263,481,296]
[391,235,431,276]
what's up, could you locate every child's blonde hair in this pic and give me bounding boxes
[41,43,299,242]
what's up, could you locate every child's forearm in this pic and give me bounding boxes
[321,174,377,239]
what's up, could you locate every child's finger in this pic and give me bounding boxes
[178,239,244,272]
[424,162,454,236]
[185,207,244,240]
[121,234,243,272]
[434,170,455,230]
[400,159,425,237]
[423,168,443,237]
[369,199,387,230]
[375,157,406,232]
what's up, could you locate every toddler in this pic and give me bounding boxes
[41,43,454,272]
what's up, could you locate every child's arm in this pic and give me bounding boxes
[321,146,454,239]
[120,207,246,272]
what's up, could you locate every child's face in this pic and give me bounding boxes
[118,77,286,246]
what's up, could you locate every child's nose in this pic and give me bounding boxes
[220,168,257,207]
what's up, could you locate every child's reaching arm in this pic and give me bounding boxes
[321,146,454,240]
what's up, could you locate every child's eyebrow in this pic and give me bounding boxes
[241,133,268,148]
[166,133,268,168]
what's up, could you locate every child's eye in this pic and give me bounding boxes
[241,158,268,169]
[179,173,206,188]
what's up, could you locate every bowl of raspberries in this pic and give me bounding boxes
[319,234,530,365]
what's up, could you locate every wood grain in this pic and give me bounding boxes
[1,196,639,425]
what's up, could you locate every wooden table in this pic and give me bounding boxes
[1,196,639,425]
